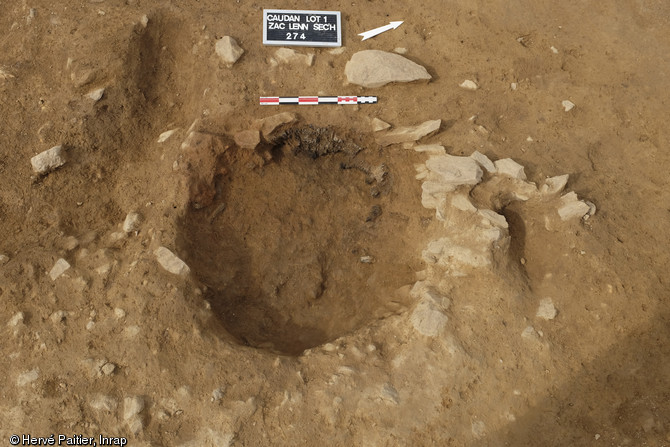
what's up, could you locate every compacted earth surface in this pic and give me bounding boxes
[1,1,669,446]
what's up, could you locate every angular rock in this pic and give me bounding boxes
[376,119,441,146]
[478,209,509,228]
[17,368,40,386]
[86,87,105,101]
[459,79,478,90]
[49,258,71,280]
[124,396,145,421]
[101,362,116,375]
[8,312,24,326]
[275,48,314,66]
[451,194,477,212]
[215,36,244,67]
[536,298,557,320]
[345,50,431,88]
[234,129,260,150]
[0,254,8,265]
[414,144,446,155]
[31,145,66,175]
[494,158,527,180]
[557,192,591,221]
[425,155,483,186]
[257,112,297,139]
[470,150,496,173]
[540,174,569,195]
[371,118,391,132]
[410,298,448,337]
[89,394,118,412]
[123,211,142,233]
[155,246,190,276]
[157,129,178,143]
[562,100,575,112]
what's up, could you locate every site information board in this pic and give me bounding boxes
[263,9,342,47]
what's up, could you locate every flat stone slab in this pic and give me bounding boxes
[425,155,483,186]
[376,119,440,147]
[345,50,431,88]
[155,246,190,276]
[31,145,66,175]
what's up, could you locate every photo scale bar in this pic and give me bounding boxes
[260,96,378,105]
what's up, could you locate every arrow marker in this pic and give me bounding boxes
[358,21,403,41]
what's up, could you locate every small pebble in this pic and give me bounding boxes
[49,258,71,281]
[360,256,374,263]
[101,362,116,375]
[50,310,68,323]
[122,211,142,233]
[562,100,575,112]
[86,87,105,101]
[0,254,9,265]
[8,312,24,326]
[459,79,478,91]
[536,298,557,320]
[114,308,126,319]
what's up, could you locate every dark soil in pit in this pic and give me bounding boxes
[178,126,431,355]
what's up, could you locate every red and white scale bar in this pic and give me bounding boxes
[260,96,377,105]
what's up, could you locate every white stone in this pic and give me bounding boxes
[155,247,190,276]
[211,388,225,402]
[557,192,591,221]
[139,14,149,27]
[123,211,142,233]
[114,308,126,319]
[123,325,140,338]
[49,258,71,280]
[472,421,487,438]
[562,100,575,112]
[101,362,116,375]
[31,145,66,175]
[360,256,374,263]
[422,181,456,195]
[157,129,178,143]
[86,87,105,101]
[425,155,483,186]
[17,368,40,386]
[275,48,314,66]
[345,50,431,88]
[371,118,391,132]
[393,47,408,54]
[470,150,496,173]
[234,129,260,149]
[8,312,24,326]
[328,47,346,55]
[215,36,244,67]
[521,326,539,340]
[124,396,145,421]
[478,209,509,228]
[257,112,297,139]
[510,82,518,90]
[0,254,9,265]
[414,144,446,155]
[376,119,441,146]
[50,310,68,323]
[451,194,477,212]
[551,46,559,54]
[90,394,118,412]
[541,174,569,195]
[459,79,478,90]
[410,298,448,337]
[536,298,557,320]
[380,383,400,404]
[494,158,527,180]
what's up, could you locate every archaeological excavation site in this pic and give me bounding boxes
[1,1,669,446]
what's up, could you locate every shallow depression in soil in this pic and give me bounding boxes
[177,126,428,355]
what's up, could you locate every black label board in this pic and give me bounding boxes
[263,9,342,47]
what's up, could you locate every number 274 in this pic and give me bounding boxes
[286,32,306,40]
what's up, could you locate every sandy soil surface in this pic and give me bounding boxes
[1,0,669,446]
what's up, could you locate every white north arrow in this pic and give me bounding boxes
[358,21,403,41]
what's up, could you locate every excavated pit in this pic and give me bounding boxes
[177,125,431,355]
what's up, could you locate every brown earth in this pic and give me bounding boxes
[1,0,669,446]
